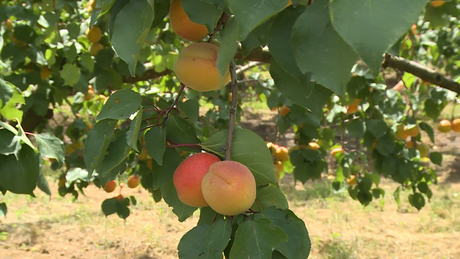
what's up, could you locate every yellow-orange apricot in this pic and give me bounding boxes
[431,1,445,7]
[40,66,51,80]
[173,152,220,207]
[308,142,320,151]
[275,160,284,172]
[105,180,117,193]
[279,105,290,116]
[451,118,460,132]
[86,26,102,43]
[174,42,230,92]
[405,125,419,137]
[275,146,289,162]
[128,175,140,188]
[395,124,410,141]
[89,42,103,56]
[169,0,209,41]
[438,119,451,133]
[330,147,343,155]
[405,140,415,149]
[201,161,256,216]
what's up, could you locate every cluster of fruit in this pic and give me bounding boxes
[394,124,429,158]
[266,142,290,181]
[437,118,460,133]
[86,25,104,56]
[104,175,140,200]
[173,153,256,216]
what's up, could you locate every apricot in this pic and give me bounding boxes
[438,119,451,133]
[174,42,230,92]
[405,140,415,149]
[346,99,360,114]
[40,66,51,80]
[105,180,117,193]
[404,125,419,137]
[451,118,460,132]
[417,143,429,158]
[173,152,220,207]
[275,146,289,162]
[395,124,410,141]
[275,160,284,172]
[201,161,256,216]
[267,142,277,157]
[308,142,320,151]
[169,0,209,41]
[128,175,140,188]
[330,147,343,155]
[347,175,357,186]
[431,1,445,7]
[279,105,290,116]
[274,166,280,182]
[86,26,102,43]
[89,42,103,56]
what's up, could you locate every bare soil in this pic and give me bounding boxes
[1,108,460,259]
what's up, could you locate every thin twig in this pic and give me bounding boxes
[160,83,186,128]
[208,13,230,43]
[235,61,264,75]
[225,61,238,161]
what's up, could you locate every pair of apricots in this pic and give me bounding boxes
[171,0,294,92]
[173,153,256,216]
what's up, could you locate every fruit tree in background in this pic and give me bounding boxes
[1,0,460,258]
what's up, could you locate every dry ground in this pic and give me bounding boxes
[1,108,460,259]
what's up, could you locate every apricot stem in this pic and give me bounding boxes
[225,60,238,161]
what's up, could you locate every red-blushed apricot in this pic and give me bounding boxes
[174,42,230,92]
[169,0,209,41]
[105,180,117,193]
[431,1,445,7]
[201,161,256,216]
[173,152,221,207]
[128,175,140,188]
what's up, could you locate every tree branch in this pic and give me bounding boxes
[225,60,239,161]
[122,68,172,83]
[382,53,460,95]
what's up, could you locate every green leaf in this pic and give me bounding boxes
[257,207,311,259]
[161,180,197,222]
[198,206,224,226]
[178,99,200,124]
[408,192,425,211]
[429,152,442,166]
[145,126,167,166]
[291,0,358,95]
[268,6,307,79]
[182,0,223,32]
[229,218,288,258]
[366,119,388,138]
[330,0,429,75]
[347,119,366,139]
[252,185,289,212]
[35,133,65,168]
[375,130,396,156]
[216,18,239,76]
[393,186,401,207]
[178,219,232,259]
[0,203,6,217]
[151,148,181,189]
[0,78,14,108]
[37,171,52,196]
[165,115,201,151]
[117,202,131,219]
[202,128,277,185]
[101,198,119,216]
[419,122,435,143]
[227,0,287,40]
[0,87,25,123]
[100,130,131,178]
[269,59,332,118]
[126,108,143,152]
[0,144,40,194]
[0,129,20,156]
[111,0,154,75]
[97,89,142,120]
[66,167,91,183]
[84,119,117,175]
[60,63,81,86]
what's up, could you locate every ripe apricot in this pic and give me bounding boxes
[346,99,360,114]
[174,42,230,92]
[169,0,209,41]
[279,105,290,116]
[308,142,320,151]
[201,161,256,216]
[395,124,410,141]
[173,152,220,207]
[405,140,415,149]
[105,180,117,193]
[347,175,358,186]
[40,66,51,80]
[275,146,289,162]
[405,125,419,137]
[127,175,140,188]
[330,147,343,155]
[86,26,102,43]
[431,1,445,7]
[275,160,284,172]
[89,42,103,56]
[266,142,277,157]
[451,118,460,132]
[438,119,451,133]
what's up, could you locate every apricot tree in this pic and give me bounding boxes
[1,0,460,257]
